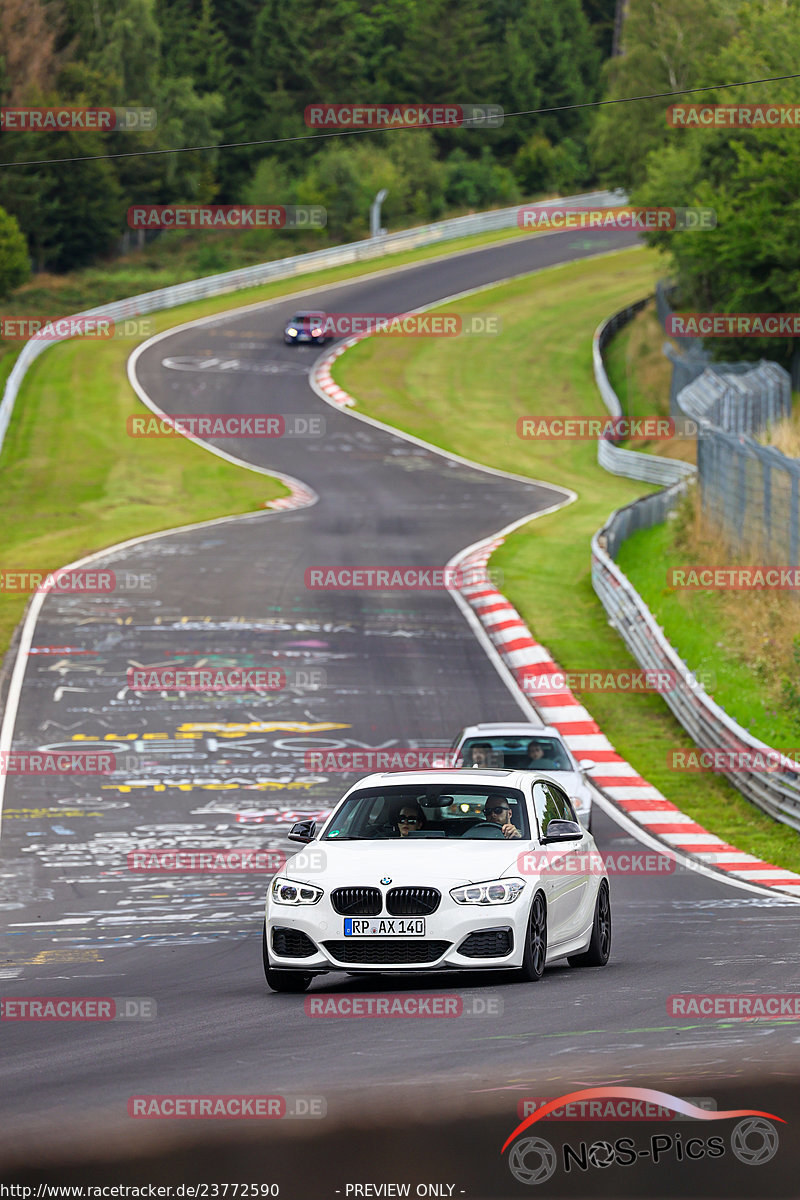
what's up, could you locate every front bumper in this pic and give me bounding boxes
[266,897,527,973]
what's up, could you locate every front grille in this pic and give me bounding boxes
[331,887,382,916]
[386,887,441,916]
[459,929,513,959]
[272,927,317,958]
[323,940,450,965]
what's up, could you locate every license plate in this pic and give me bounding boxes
[343,918,425,937]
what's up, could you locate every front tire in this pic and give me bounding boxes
[519,892,547,982]
[568,881,611,967]
[263,922,312,993]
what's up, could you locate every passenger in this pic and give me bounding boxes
[525,740,560,770]
[483,798,521,839]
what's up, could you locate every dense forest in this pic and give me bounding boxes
[1,0,799,370]
[0,0,614,274]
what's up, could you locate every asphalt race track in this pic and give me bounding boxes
[2,227,799,1196]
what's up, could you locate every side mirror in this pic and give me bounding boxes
[578,759,595,773]
[542,819,583,843]
[288,819,316,844]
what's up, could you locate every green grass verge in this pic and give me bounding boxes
[617,519,800,747]
[0,220,574,663]
[333,244,800,871]
[0,335,288,657]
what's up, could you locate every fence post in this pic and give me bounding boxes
[762,451,772,558]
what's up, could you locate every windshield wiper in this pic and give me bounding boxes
[326,834,382,841]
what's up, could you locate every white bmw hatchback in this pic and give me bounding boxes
[263,769,611,993]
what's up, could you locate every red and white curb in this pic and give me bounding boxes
[312,327,800,899]
[455,540,800,899]
[314,339,362,407]
[265,479,317,511]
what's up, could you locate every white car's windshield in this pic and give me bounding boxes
[460,736,572,772]
[322,784,530,840]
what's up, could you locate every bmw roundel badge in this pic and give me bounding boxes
[380,877,392,885]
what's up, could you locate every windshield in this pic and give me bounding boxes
[459,736,573,772]
[321,784,530,840]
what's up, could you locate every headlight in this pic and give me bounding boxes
[271,877,323,905]
[450,877,525,905]
[287,328,298,337]
[311,327,322,336]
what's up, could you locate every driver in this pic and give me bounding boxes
[464,742,494,768]
[394,804,427,837]
[483,798,522,839]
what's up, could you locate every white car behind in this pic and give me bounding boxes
[451,723,597,831]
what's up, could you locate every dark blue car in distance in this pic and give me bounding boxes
[284,310,330,345]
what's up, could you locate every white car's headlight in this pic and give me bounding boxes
[311,327,322,336]
[271,877,323,905]
[287,328,298,336]
[450,877,525,905]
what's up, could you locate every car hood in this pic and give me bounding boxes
[285,840,526,887]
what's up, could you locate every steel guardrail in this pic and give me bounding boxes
[591,298,800,829]
[0,189,625,458]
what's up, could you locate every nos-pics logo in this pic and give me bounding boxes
[501,1087,782,1185]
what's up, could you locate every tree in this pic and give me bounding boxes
[0,0,62,104]
[589,0,738,189]
[0,206,30,296]
[633,0,800,367]
[445,147,519,211]
[582,0,620,58]
[0,124,123,271]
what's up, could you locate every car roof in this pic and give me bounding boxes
[345,768,534,790]
[458,724,564,738]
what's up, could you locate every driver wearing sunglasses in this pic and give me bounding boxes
[395,805,426,837]
[483,798,521,839]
